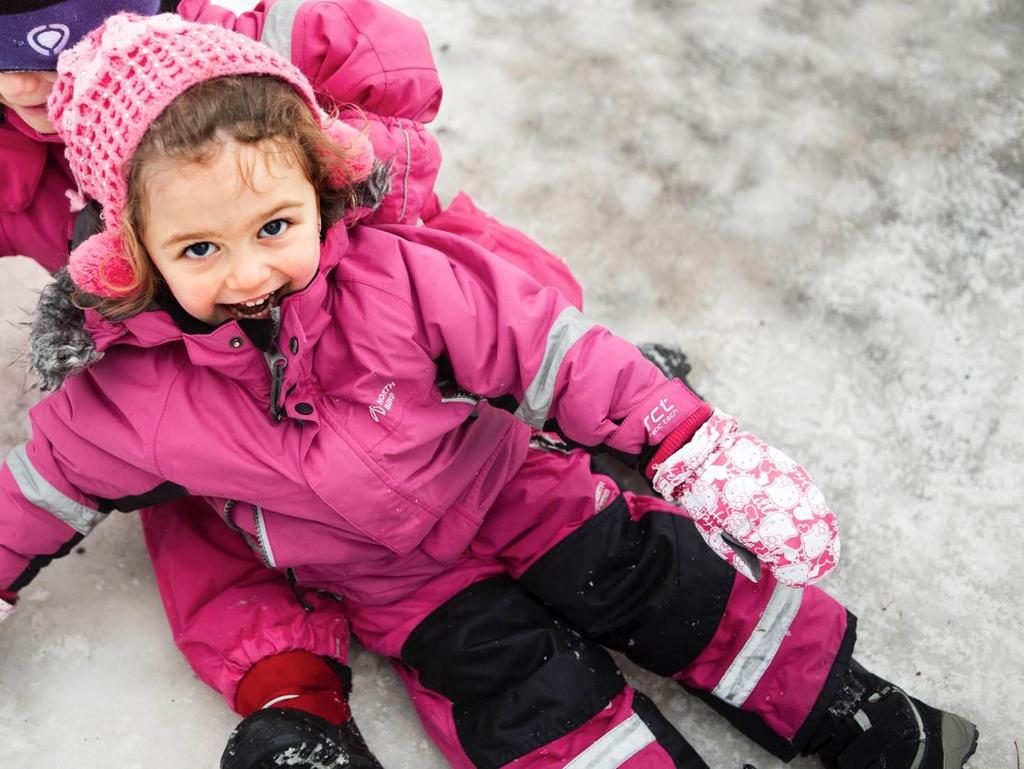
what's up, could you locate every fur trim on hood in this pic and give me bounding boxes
[29,268,103,392]
[341,159,393,224]
[357,159,394,208]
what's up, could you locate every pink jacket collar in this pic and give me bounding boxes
[0,107,64,216]
[2,106,64,144]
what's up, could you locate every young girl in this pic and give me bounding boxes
[0,2,446,766]
[1,2,601,766]
[0,12,978,769]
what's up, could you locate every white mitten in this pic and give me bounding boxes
[650,410,839,586]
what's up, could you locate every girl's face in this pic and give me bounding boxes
[141,139,322,325]
[0,71,58,133]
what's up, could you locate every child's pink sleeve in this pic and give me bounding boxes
[0,408,164,601]
[179,0,442,120]
[0,450,85,606]
[384,226,707,459]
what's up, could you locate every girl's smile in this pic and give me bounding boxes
[227,290,277,319]
[141,139,321,326]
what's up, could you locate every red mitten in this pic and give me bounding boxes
[235,651,351,725]
[648,409,840,586]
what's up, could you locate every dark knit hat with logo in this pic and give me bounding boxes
[1,0,162,71]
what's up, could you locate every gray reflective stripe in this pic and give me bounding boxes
[563,712,656,769]
[901,690,927,769]
[253,506,277,567]
[6,443,106,536]
[261,0,305,60]
[514,306,594,428]
[398,127,412,222]
[711,584,803,706]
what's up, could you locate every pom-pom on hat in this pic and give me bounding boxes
[47,12,374,299]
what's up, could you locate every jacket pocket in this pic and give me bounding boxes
[304,418,440,556]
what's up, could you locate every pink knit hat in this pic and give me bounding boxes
[47,12,374,298]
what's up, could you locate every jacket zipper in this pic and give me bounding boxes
[240,306,310,609]
[264,306,287,422]
[267,353,287,422]
[251,505,277,567]
[222,499,240,531]
[229,499,306,608]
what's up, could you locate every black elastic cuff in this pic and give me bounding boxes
[9,532,84,593]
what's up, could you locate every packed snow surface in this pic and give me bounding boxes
[1,1,1021,767]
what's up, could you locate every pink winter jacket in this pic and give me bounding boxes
[0,0,442,267]
[0,224,703,607]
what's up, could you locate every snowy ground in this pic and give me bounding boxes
[1,1,1022,767]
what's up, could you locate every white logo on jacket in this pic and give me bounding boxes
[369,381,397,422]
[643,398,678,439]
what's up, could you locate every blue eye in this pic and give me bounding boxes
[183,241,218,260]
[259,218,290,238]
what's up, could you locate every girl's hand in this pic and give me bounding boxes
[649,410,840,586]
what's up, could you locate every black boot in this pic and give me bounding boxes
[806,659,978,769]
[638,343,700,396]
[221,708,384,769]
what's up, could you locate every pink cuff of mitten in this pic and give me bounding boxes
[644,403,713,479]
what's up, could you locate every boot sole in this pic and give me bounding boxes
[898,687,979,769]
[940,711,979,769]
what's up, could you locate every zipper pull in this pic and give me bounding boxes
[266,305,287,422]
[286,568,315,613]
[268,353,287,422]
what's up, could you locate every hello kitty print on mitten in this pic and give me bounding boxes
[651,410,840,586]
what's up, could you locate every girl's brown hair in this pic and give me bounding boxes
[88,75,387,319]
